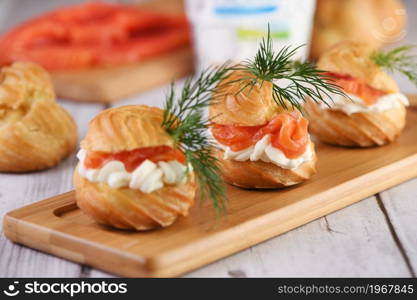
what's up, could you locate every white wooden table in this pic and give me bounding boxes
[1,0,416,278]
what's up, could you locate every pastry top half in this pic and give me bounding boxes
[81,105,174,153]
[0,62,55,124]
[318,41,399,93]
[310,0,406,59]
[209,70,285,126]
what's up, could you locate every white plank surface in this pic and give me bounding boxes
[0,0,416,278]
[187,197,411,277]
[379,179,417,276]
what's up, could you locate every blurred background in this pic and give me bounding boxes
[0,0,416,100]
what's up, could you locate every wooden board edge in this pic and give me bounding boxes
[3,153,417,277]
[2,191,151,277]
[409,95,417,107]
[51,47,194,103]
[145,153,417,277]
[3,208,153,277]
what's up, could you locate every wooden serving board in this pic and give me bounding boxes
[4,106,417,278]
[52,47,194,103]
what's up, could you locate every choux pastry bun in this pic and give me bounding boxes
[0,62,77,172]
[74,105,196,230]
[209,70,317,189]
[305,41,408,147]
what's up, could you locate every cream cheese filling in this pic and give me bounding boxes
[76,149,188,194]
[320,92,409,115]
[211,132,313,170]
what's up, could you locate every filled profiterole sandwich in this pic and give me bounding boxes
[209,30,345,189]
[305,41,416,147]
[74,67,228,230]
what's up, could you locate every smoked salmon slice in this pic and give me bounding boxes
[0,1,191,71]
[324,72,386,105]
[211,112,309,159]
[84,145,186,172]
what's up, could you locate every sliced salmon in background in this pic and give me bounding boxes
[324,72,386,105]
[0,1,191,71]
[97,28,190,66]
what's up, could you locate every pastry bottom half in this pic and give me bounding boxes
[74,169,196,231]
[213,145,317,189]
[304,100,406,147]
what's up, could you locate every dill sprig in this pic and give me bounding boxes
[371,45,417,87]
[162,65,229,218]
[233,26,346,111]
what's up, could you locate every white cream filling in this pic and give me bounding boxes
[76,149,188,194]
[212,133,313,170]
[319,92,409,115]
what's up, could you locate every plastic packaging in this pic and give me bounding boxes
[185,0,316,70]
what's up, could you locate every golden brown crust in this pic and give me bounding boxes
[214,143,317,189]
[304,100,406,147]
[209,70,281,126]
[317,41,399,93]
[74,168,196,230]
[210,70,315,188]
[0,62,77,172]
[310,0,407,60]
[81,105,174,153]
[307,41,407,147]
[75,105,196,230]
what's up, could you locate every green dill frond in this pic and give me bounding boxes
[162,65,229,217]
[371,45,417,87]
[162,64,229,136]
[185,145,227,219]
[233,25,346,112]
